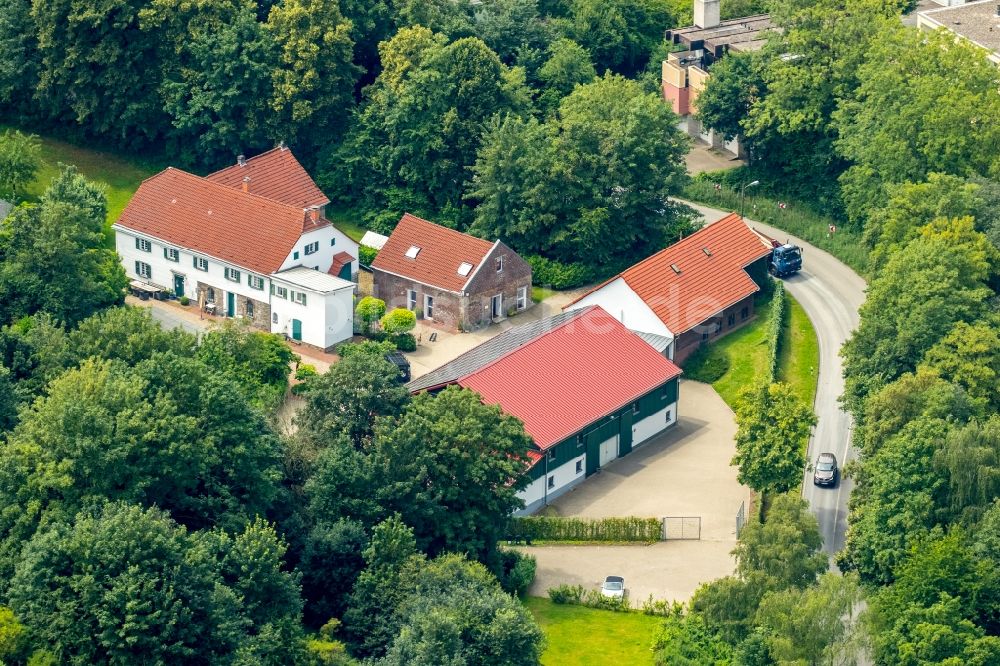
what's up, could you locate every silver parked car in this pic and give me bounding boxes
[601,575,625,599]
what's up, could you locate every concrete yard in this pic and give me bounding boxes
[519,380,750,604]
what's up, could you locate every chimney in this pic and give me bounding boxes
[237,154,246,167]
[694,0,720,29]
[306,205,320,225]
[242,176,250,193]
[278,140,287,151]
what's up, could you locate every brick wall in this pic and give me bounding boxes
[674,294,756,364]
[372,271,464,331]
[195,282,270,331]
[464,242,533,329]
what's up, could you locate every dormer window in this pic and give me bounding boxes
[457,262,473,276]
[405,246,420,259]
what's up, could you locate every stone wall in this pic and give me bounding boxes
[195,282,270,331]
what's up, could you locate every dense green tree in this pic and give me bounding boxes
[197,320,297,412]
[864,174,982,271]
[343,515,423,659]
[563,0,673,75]
[470,74,692,268]
[0,314,72,402]
[755,573,864,665]
[296,348,409,451]
[371,386,532,559]
[652,604,733,665]
[835,27,1000,226]
[536,38,596,112]
[734,494,827,590]
[69,305,198,367]
[732,382,816,494]
[0,367,14,434]
[9,502,303,665]
[0,130,41,202]
[338,0,394,77]
[934,417,1000,526]
[472,0,553,65]
[30,0,166,144]
[328,28,525,229]
[856,368,974,459]
[158,1,274,167]
[0,0,38,116]
[839,409,953,584]
[299,519,367,628]
[692,494,826,644]
[0,167,126,326]
[377,554,544,666]
[694,51,764,144]
[841,226,993,413]
[305,436,382,527]
[266,0,359,147]
[0,605,25,662]
[973,499,1000,569]
[0,354,284,587]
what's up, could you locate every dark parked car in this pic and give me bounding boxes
[384,351,411,383]
[813,452,838,487]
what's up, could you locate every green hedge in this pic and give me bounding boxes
[526,256,597,290]
[358,245,378,267]
[507,516,661,543]
[765,281,786,383]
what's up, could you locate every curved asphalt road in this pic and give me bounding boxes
[681,201,867,555]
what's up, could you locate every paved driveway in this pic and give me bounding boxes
[519,380,750,604]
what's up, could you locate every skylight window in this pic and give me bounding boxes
[457,262,474,276]
[405,245,420,259]
[702,247,712,256]
[670,263,681,274]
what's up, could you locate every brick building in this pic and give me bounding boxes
[371,213,532,331]
[565,213,773,363]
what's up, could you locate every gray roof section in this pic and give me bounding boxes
[632,330,673,353]
[407,308,588,392]
[918,1,1000,55]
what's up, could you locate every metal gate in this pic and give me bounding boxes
[662,516,701,540]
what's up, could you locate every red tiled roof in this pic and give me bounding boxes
[459,307,682,450]
[571,213,772,335]
[206,146,330,209]
[116,168,308,275]
[328,251,354,276]
[370,213,495,292]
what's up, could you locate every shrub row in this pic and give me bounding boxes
[548,584,631,612]
[765,281,786,383]
[526,255,597,290]
[507,516,661,543]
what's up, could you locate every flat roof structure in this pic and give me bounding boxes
[667,15,776,57]
[917,0,1000,63]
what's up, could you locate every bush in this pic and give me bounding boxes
[358,245,378,266]
[295,363,318,380]
[527,256,597,290]
[496,550,537,597]
[682,345,731,383]
[392,333,416,352]
[178,296,190,306]
[507,516,661,543]
[548,584,584,605]
[380,308,416,335]
[355,296,386,335]
[641,595,674,617]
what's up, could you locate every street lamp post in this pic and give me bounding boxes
[740,180,760,219]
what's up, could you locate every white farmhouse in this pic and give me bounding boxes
[113,146,358,350]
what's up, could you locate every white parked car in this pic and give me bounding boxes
[601,576,625,600]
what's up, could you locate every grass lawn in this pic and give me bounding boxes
[532,286,558,302]
[682,290,819,410]
[777,295,820,406]
[523,597,659,666]
[324,205,368,243]
[9,128,160,246]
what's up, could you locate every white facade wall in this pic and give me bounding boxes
[277,224,359,277]
[632,402,678,447]
[567,280,674,341]
[116,228,273,303]
[516,453,587,515]
[270,281,354,350]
